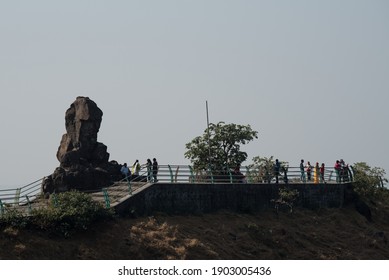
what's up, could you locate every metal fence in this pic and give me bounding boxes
[95,164,353,209]
[0,178,43,215]
[138,164,353,184]
[0,164,354,214]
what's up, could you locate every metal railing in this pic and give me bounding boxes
[0,178,43,215]
[0,164,354,213]
[98,163,354,208]
[136,164,354,184]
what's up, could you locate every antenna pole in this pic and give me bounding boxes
[206,101,212,168]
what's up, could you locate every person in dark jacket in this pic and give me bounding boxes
[152,158,159,182]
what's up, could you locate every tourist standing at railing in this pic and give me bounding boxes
[300,159,306,182]
[314,162,320,184]
[120,163,131,179]
[339,159,349,182]
[334,160,341,183]
[132,160,141,176]
[152,158,159,182]
[146,159,152,182]
[320,163,325,183]
[306,161,312,181]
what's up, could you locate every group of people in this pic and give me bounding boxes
[334,159,351,183]
[299,159,326,183]
[120,158,159,182]
[299,159,351,183]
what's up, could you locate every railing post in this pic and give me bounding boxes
[0,200,4,216]
[208,165,214,184]
[25,195,32,214]
[102,188,110,209]
[349,166,355,182]
[329,170,333,182]
[126,177,132,195]
[14,188,21,206]
[189,166,195,183]
[245,167,252,183]
[228,168,233,183]
[168,165,174,183]
[175,166,180,182]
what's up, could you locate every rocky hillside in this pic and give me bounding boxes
[1,201,389,260]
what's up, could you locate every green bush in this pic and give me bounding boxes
[31,190,113,237]
[0,207,29,229]
[271,187,299,213]
[352,162,389,200]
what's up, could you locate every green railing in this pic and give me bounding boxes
[99,163,355,208]
[0,164,355,212]
[0,178,44,216]
[135,164,353,184]
[0,178,43,206]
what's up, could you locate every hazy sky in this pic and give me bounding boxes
[1,0,388,188]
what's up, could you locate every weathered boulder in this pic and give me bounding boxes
[42,96,122,193]
[56,96,107,166]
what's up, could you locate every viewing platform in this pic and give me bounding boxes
[0,164,354,217]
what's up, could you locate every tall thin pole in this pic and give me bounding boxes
[206,101,212,168]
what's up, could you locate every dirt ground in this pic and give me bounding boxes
[1,202,389,260]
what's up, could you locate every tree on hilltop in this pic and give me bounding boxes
[185,122,258,172]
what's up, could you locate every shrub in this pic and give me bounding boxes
[271,187,299,214]
[0,207,29,229]
[352,162,389,200]
[31,190,113,237]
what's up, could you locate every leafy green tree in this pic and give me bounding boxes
[352,162,388,199]
[247,156,288,183]
[185,122,258,172]
[247,156,275,183]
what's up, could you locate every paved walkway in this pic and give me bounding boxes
[89,181,149,207]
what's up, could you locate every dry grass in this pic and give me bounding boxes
[125,216,217,259]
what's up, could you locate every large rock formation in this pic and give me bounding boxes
[42,96,121,193]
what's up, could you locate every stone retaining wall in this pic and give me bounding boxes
[115,182,354,216]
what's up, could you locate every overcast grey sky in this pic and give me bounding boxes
[1,0,388,188]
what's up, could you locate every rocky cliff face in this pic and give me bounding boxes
[42,96,121,193]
